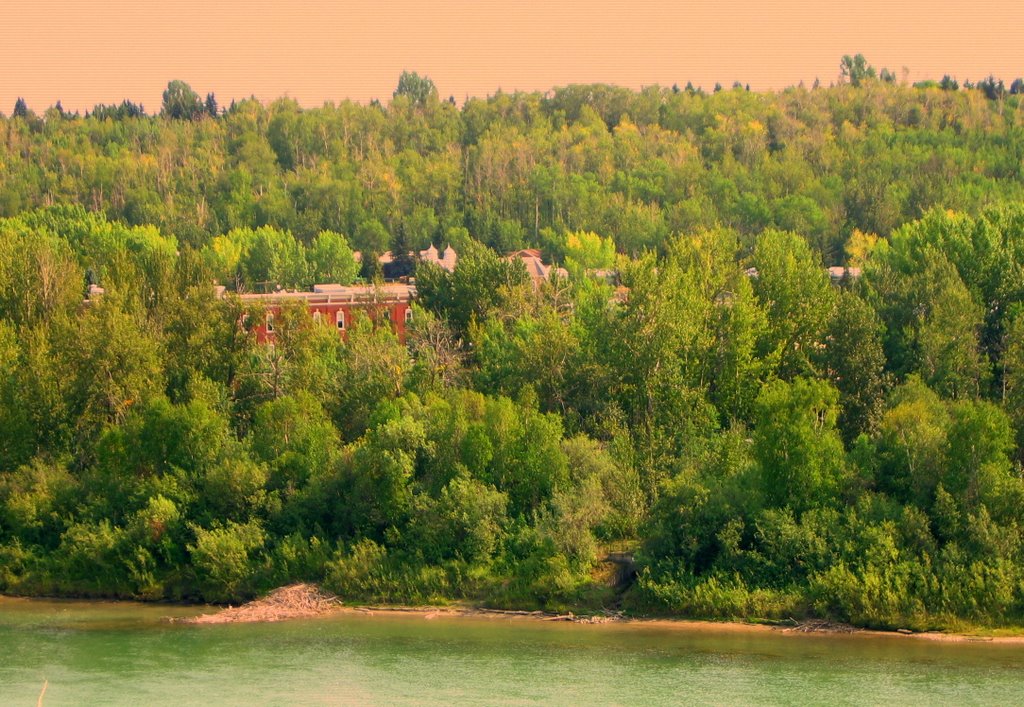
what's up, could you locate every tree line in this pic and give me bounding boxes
[3,60,1024,266]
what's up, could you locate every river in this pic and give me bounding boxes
[2,597,1023,705]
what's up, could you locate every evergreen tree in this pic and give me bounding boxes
[387,223,416,279]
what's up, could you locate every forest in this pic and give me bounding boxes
[4,59,1024,630]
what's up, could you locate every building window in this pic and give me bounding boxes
[313,310,322,324]
[266,313,275,333]
[336,310,345,330]
[404,308,413,323]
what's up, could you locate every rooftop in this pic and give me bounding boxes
[233,282,414,304]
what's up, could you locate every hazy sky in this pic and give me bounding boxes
[4,0,1023,113]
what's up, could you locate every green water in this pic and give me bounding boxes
[2,598,1024,705]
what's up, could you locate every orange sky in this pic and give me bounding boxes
[3,0,1023,113]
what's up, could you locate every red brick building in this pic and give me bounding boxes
[234,283,415,343]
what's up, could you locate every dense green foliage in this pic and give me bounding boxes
[4,71,1024,630]
[5,71,1024,262]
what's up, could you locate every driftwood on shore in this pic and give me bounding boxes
[539,611,621,624]
[181,584,341,624]
[780,618,860,634]
[174,583,628,626]
[357,605,622,624]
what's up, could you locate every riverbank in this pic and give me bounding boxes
[6,587,1024,643]
[331,607,1024,644]
[163,584,1024,644]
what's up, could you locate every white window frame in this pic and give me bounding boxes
[336,310,346,330]
[266,313,275,333]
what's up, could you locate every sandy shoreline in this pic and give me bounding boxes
[323,605,1024,644]
[6,590,1024,644]
[181,588,1024,644]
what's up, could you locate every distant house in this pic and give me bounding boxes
[356,241,460,274]
[505,249,568,287]
[233,283,415,343]
[231,245,461,346]
[745,265,862,284]
[419,243,458,272]
[827,266,862,283]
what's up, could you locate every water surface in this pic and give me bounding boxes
[2,597,1023,705]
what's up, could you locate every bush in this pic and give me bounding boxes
[629,570,806,620]
[188,521,266,602]
[323,539,472,604]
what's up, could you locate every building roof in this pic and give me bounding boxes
[233,283,414,305]
[352,246,459,273]
[506,249,567,286]
[419,243,458,272]
[440,245,458,271]
[827,266,862,281]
